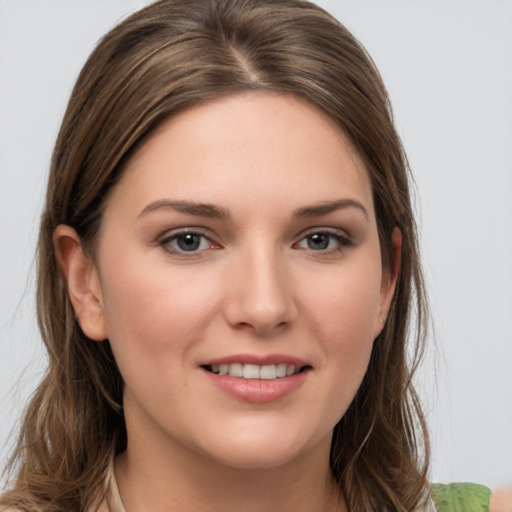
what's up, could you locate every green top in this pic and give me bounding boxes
[432,483,491,512]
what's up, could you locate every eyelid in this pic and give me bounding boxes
[296,226,354,242]
[159,226,208,240]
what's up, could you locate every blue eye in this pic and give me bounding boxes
[296,231,351,252]
[305,233,331,250]
[161,232,212,253]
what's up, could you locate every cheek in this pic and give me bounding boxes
[296,255,382,401]
[299,260,383,345]
[98,254,221,361]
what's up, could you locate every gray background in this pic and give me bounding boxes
[1,0,511,488]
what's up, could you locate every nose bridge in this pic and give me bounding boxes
[224,239,296,334]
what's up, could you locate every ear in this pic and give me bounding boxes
[375,227,402,337]
[53,225,108,341]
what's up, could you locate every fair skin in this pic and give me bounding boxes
[55,92,401,512]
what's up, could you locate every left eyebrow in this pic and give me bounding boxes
[293,199,368,220]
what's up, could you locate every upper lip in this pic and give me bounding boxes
[199,353,311,368]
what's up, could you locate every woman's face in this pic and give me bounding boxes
[73,92,398,469]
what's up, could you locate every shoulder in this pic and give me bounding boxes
[489,487,512,512]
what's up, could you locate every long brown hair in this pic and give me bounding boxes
[1,1,430,510]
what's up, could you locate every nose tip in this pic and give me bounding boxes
[223,256,297,336]
[235,299,290,335]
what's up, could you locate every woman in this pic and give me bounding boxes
[0,0,497,511]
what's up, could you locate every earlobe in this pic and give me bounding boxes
[377,227,402,334]
[53,225,108,341]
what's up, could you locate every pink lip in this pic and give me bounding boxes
[201,369,309,403]
[200,353,309,367]
[198,353,311,403]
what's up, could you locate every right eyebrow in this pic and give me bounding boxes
[137,199,230,220]
[293,198,368,220]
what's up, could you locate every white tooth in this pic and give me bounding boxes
[211,364,220,374]
[286,364,296,376]
[219,364,229,375]
[276,363,287,378]
[228,363,243,377]
[260,364,277,380]
[243,364,260,379]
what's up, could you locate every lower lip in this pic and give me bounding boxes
[201,368,309,403]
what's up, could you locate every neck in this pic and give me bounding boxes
[115,433,346,512]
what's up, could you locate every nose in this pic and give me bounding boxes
[223,246,297,336]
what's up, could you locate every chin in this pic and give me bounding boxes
[194,423,331,471]
[207,445,305,470]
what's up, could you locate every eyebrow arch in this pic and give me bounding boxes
[138,199,230,220]
[293,199,368,219]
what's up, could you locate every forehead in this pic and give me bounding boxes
[106,92,374,221]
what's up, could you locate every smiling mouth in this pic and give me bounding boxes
[202,363,310,381]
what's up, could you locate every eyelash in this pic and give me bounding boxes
[158,228,353,256]
[294,229,353,254]
[159,229,217,256]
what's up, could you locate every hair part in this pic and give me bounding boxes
[2,1,430,511]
